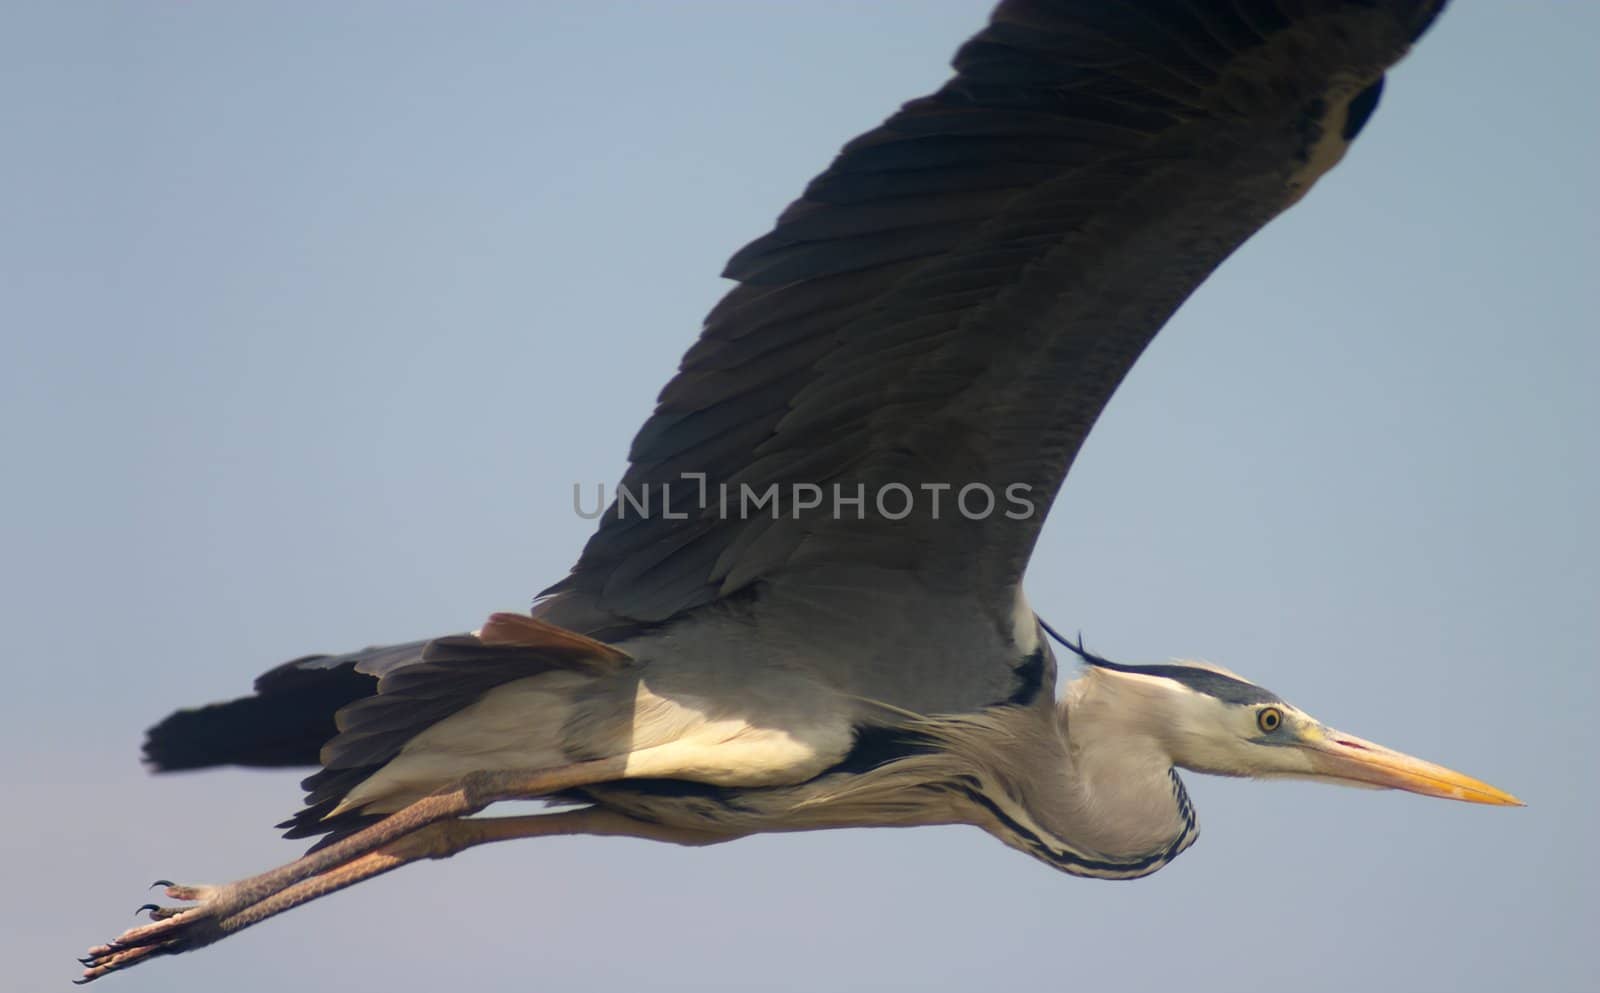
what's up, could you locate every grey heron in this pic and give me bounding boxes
[80,0,1521,981]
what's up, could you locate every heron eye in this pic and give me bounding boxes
[1257,707,1283,733]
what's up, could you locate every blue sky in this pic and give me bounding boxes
[3,3,1596,991]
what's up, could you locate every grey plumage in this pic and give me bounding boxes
[84,1,1526,983]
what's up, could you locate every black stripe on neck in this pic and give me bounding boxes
[956,770,1198,880]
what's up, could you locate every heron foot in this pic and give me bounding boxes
[78,882,229,983]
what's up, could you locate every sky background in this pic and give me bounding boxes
[3,3,1596,991]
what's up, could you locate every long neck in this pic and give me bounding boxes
[965,673,1200,880]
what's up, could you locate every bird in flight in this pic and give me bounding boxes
[81,0,1519,982]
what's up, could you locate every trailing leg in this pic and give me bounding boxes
[78,761,667,982]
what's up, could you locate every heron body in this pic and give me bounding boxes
[82,0,1521,981]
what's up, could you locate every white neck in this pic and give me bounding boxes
[1043,668,1199,862]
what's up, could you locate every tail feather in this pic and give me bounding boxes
[141,615,630,850]
[143,657,375,772]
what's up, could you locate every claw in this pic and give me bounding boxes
[77,940,168,983]
[135,903,160,917]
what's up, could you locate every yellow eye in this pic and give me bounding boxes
[1257,707,1283,733]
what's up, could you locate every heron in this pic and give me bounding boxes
[81,0,1521,982]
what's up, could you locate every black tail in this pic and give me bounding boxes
[143,657,376,772]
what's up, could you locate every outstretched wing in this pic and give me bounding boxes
[538,0,1445,637]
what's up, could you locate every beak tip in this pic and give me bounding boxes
[1460,785,1524,807]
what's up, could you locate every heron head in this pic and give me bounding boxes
[1063,641,1521,806]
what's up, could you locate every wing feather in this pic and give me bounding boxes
[538,0,1446,641]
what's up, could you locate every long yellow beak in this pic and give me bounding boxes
[1301,727,1524,806]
